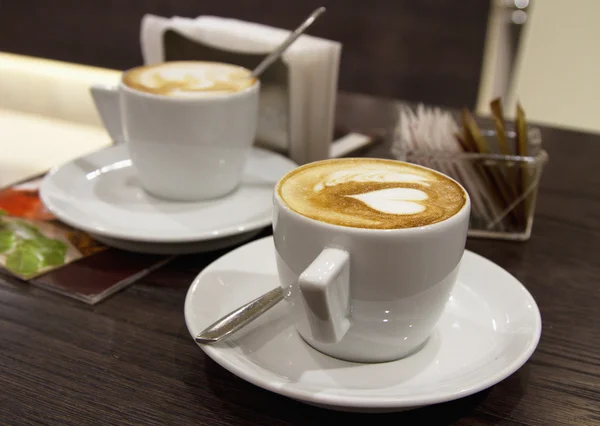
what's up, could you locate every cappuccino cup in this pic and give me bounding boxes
[273,158,470,362]
[91,61,260,201]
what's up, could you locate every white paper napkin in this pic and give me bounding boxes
[0,109,112,189]
[0,53,119,189]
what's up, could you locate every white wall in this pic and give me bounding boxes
[478,0,600,134]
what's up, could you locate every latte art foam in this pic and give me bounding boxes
[123,61,256,97]
[278,158,466,229]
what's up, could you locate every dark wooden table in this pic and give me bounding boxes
[1,92,599,425]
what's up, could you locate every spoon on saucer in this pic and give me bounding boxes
[250,6,326,79]
[195,287,284,343]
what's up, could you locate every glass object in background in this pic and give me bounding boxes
[393,128,548,241]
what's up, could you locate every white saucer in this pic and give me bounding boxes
[184,236,542,413]
[40,145,297,254]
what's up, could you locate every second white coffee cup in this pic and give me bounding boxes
[273,159,471,363]
[91,62,260,202]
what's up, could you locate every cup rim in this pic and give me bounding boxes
[119,61,260,102]
[274,158,471,235]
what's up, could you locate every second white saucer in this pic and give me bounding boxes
[40,145,297,252]
[185,236,542,412]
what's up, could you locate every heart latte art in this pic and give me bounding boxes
[278,158,466,229]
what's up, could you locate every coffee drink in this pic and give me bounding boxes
[277,158,466,229]
[122,61,256,97]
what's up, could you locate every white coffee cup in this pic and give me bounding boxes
[273,162,471,363]
[90,65,259,201]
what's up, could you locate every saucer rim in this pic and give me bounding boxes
[184,236,542,410]
[40,145,297,243]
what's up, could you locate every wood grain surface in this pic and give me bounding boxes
[1,92,599,425]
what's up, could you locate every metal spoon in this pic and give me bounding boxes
[251,7,326,79]
[195,287,284,344]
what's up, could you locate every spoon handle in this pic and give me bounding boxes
[251,7,326,79]
[195,287,284,344]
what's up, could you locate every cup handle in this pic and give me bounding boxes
[298,248,351,344]
[90,84,125,144]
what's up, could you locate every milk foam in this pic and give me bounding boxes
[347,188,428,215]
[314,170,430,192]
[278,158,466,230]
[123,61,256,97]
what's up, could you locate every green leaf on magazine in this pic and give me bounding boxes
[0,230,16,253]
[6,245,43,277]
[21,237,67,267]
[4,236,67,277]
[40,238,68,267]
